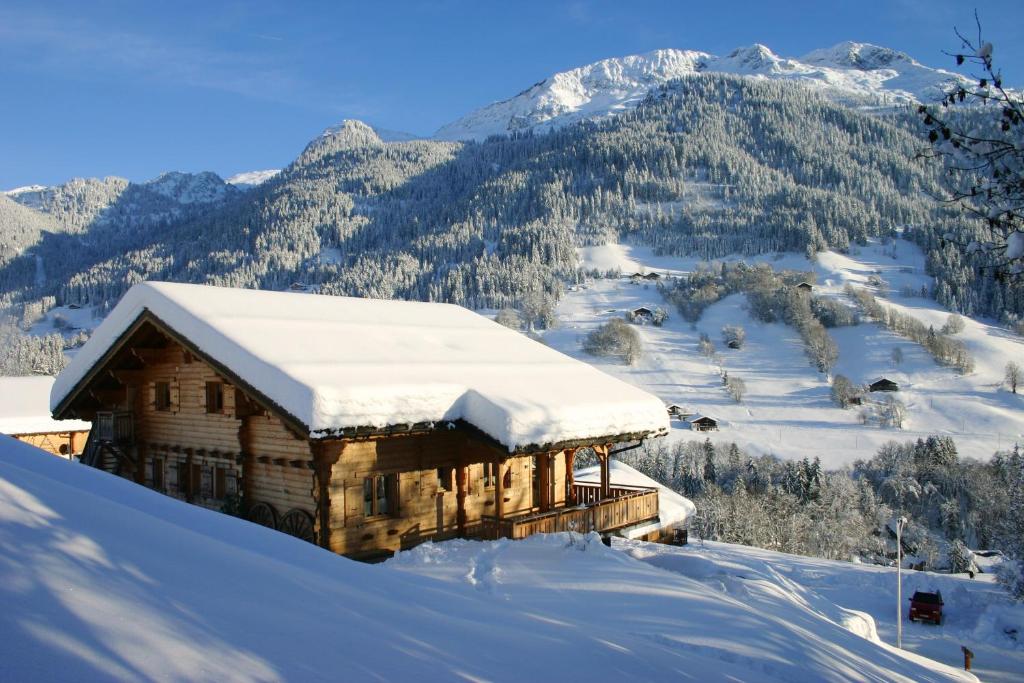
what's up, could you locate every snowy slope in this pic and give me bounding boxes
[435,42,968,140]
[226,169,281,189]
[0,434,978,682]
[544,240,1024,465]
[620,539,1023,683]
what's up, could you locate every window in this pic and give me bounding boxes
[363,474,397,517]
[482,462,496,488]
[214,468,227,499]
[152,457,164,491]
[179,462,201,497]
[205,382,224,414]
[155,382,171,411]
[437,467,454,492]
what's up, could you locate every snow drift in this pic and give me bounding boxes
[0,435,977,682]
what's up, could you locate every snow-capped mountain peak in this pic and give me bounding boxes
[319,119,385,146]
[802,41,918,71]
[143,171,233,204]
[435,49,710,141]
[434,41,973,141]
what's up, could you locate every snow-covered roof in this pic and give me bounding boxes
[685,414,717,423]
[575,460,695,538]
[0,376,90,436]
[52,282,669,451]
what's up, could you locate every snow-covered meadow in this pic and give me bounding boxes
[4,435,1011,682]
[545,239,1024,465]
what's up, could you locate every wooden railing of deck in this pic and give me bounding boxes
[481,486,659,541]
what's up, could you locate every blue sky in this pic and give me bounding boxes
[2,0,1022,189]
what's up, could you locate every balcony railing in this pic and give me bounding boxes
[480,484,659,540]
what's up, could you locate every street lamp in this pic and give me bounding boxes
[896,516,907,649]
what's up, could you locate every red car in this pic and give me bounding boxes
[909,590,944,625]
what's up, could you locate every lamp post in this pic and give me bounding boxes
[896,516,907,649]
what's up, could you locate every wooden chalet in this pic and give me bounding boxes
[51,282,670,560]
[869,378,899,392]
[629,307,654,323]
[0,376,90,459]
[685,415,719,432]
[796,281,814,293]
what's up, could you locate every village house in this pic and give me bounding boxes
[869,378,900,392]
[51,282,670,560]
[685,414,719,432]
[1,376,90,458]
[628,306,655,324]
[796,281,814,293]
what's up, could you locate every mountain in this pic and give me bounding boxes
[434,42,968,141]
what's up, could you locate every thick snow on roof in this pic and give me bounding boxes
[575,459,695,538]
[52,282,668,451]
[0,376,90,436]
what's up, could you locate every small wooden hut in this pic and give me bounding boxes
[51,282,670,560]
[0,376,90,458]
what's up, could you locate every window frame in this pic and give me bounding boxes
[482,462,496,489]
[154,381,171,411]
[363,473,398,518]
[437,466,454,493]
[205,381,225,414]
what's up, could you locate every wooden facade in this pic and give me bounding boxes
[11,429,89,459]
[54,314,661,559]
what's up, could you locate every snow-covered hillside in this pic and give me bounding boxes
[545,240,1024,465]
[434,42,967,140]
[1,435,990,682]
[226,169,281,189]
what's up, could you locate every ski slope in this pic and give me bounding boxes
[0,435,987,682]
[547,240,1024,465]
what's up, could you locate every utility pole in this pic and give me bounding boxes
[896,516,907,649]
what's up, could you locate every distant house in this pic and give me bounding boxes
[796,282,814,293]
[51,282,670,560]
[629,272,661,282]
[685,415,719,432]
[0,376,90,458]
[726,339,742,350]
[666,404,690,419]
[629,307,655,323]
[869,378,899,392]
[642,272,661,281]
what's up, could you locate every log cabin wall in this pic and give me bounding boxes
[127,344,315,518]
[321,432,570,559]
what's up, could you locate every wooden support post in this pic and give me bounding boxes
[565,449,576,505]
[599,446,610,500]
[494,460,504,519]
[538,452,551,512]
[238,415,255,507]
[456,465,468,538]
[312,442,344,551]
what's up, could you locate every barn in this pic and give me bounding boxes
[0,376,90,458]
[51,282,670,560]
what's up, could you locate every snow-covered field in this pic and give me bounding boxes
[3,435,1005,682]
[549,240,1024,465]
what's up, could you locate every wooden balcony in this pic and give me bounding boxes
[480,482,659,540]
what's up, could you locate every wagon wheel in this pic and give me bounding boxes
[247,501,278,529]
[279,508,316,543]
